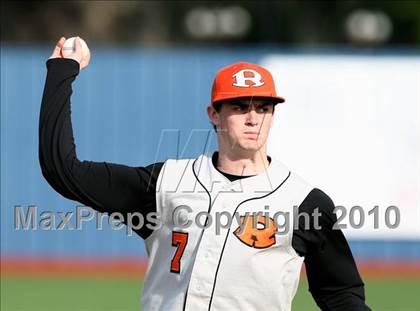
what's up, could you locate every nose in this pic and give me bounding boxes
[245,108,258,126]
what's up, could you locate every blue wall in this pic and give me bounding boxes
[1,46,419,260]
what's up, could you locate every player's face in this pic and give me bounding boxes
[208,98,275,153]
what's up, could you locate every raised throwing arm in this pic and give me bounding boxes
[38,37,163,238]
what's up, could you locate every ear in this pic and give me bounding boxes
[269,105,276,128]
[270,112,274,128]
[207,104,220,127]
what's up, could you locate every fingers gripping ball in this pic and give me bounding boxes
[62,37,91,69]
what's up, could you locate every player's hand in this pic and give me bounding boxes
[49,36,89,70]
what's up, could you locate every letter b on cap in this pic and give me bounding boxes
[232,69,265,88]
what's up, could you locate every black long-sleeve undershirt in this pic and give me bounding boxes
[39,58,371,310]
[39,58,161,238]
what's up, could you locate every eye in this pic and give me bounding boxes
[256,105,271,113]
[232,104,246,112]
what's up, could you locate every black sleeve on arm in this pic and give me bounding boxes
[292,188,372,311]
[39,58,163,239]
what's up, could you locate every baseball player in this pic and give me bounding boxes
[39,37,371,311]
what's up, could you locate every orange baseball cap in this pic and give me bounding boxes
[211,62,285,105]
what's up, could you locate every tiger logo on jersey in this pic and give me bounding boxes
[233,215,277,248]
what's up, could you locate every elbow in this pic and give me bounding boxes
[38,148,52,182]
[38,149,79,202]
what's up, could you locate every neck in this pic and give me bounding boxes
[215,148,270,176]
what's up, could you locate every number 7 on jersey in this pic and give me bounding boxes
[170,231,188,273]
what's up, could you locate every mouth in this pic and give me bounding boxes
[243,132,260,139]
[244,131,259,135]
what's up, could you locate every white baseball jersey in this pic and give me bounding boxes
[142,153,313,311]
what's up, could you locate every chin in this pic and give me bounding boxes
[237,140,264,152]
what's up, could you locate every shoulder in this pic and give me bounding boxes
[156,155,204,191]
[302,188,335,209]
[161,153,210,174]
[160,157,196,176]
[299,188,337,227]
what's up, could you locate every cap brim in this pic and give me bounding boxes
[212,95,285,105]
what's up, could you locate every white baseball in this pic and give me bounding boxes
[62,37,91,62]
